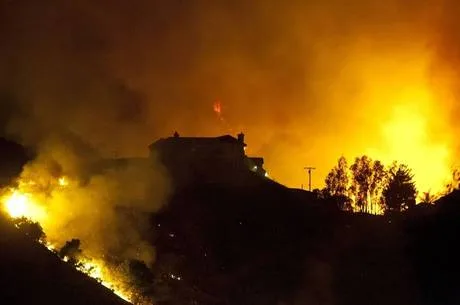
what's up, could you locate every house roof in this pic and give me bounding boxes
[149,135,246,149]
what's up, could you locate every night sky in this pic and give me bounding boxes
[1,0,460,189]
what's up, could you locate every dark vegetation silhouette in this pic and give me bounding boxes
[420,192,438,205]
[0,212,130,305]
[1,138,460,305]
[59,238,83,265]
[13,217,46,242]
[383,164,417,213]
[324,155,420,214]
[349,156,387,213]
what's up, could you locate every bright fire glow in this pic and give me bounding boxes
[58,177,69,186]
[213,100,222,115]
[0,177,135,304]
[77,259,132,302]
[366,87,452,195]
[358,50,455,196]
[383,108,450,193]
[3,190,46,220]
[213,99,234,133]
[263,46,456,196]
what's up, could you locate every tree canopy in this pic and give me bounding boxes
[382,164,417,212]
[324,156,418,214]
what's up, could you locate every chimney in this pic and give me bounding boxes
[237,132,245,144]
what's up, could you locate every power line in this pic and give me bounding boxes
[304,167,316,191]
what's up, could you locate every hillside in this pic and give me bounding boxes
[0,138,130,305]
[1,137,460,305]
[0,213,130,305]
[151,182,416,305]
[150,181,460,305]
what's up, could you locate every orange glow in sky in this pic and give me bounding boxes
[257,45,455,195]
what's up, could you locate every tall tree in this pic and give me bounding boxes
[350,156,374,213]
[325,156,349,196]
[369,160,387,214]
[382,164,417,212]
[324,156,352,211]
[325,155,387,213]
[349,156,388,213]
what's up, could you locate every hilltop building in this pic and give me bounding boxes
[149,132,266,184]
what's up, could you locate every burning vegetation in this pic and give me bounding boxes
[0,136,171,304]
[322,154,460,215]
[1,176,133,303]
[2,1,460,303]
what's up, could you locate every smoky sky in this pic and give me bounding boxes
[1,0,460,188]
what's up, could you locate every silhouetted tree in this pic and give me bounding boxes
[369,160,387,213]
[382,164,417,212]
[331,194,353,211]
[129,259,154,291]
[324,156,353,211]
[312,188,324,199]
[325,156,350,196]
[350,156,387,213]
[59,239,82,264]
[13,217,46,242]
[420,192,438,205]
[350,156,373,212]
[325,155,388,213]
[124,259,156,304]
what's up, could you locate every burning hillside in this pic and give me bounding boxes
[0,136,171,304]
[0,182,133,302]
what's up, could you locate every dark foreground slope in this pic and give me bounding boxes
[0,214,130,305]
[0,138,129,305]
[404,190,460,305]
[151,178,460,305]
[2,137,460,305]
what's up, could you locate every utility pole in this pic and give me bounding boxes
[304,167,316,191]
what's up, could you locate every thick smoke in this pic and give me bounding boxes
[1,0,460,191]
[15,133,170,265]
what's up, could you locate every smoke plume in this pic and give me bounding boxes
[1,0,460,193]
[14,133,170,265]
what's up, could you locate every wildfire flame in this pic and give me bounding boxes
[213,100,222,117]
[58,176,69,186]
[76,259,132,302]
[213,99,234,133]
[0,178,136,304]
[4,190,46,220]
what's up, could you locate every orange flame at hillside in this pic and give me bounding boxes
[77,258,133,302]
[3,189,47,221]
[0,178,136,304]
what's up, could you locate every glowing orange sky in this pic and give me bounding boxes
[1,0,459,194]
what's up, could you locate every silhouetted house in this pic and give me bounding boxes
[149,132,266,184]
